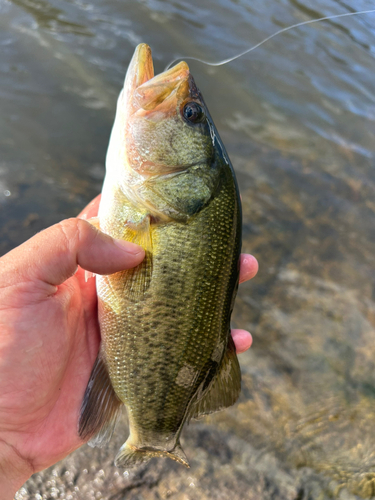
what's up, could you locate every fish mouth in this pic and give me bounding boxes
[124,43,197,117]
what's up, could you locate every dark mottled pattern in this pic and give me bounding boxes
[97,159,241,451]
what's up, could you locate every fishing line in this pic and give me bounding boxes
[165,9,375,70]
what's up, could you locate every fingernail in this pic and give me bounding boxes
[114,239,144,255]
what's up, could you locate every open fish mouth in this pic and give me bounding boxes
[124,43,199,119]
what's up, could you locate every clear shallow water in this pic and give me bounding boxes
[1,0,375,498]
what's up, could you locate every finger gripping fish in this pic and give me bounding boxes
[79,43,242,468]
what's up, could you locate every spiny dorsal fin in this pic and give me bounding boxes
[187,335,241,422]
[79,354,122,447]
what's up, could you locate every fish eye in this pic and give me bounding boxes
[182,102,205,124]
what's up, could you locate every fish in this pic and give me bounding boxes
[78,43,242,469]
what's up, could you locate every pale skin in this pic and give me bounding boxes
[0,195,258,499]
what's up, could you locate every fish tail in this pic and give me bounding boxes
[114,440,190,468]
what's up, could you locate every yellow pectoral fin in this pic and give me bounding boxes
[119,215,153,301]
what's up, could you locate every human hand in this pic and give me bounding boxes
[0,195,258,498]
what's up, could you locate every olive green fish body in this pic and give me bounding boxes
[79,44,242,468]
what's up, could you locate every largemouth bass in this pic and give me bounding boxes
[79,44,242,468]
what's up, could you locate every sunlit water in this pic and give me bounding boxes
[1,0,375,498]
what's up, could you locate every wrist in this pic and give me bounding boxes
[0,440,33,500]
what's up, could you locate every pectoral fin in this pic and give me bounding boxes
[79,354,122,447]
[120,215,153,300]
[187,336,241,421]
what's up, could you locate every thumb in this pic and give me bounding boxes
[0,218,145,288]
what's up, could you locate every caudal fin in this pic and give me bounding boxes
[114,440,190,468]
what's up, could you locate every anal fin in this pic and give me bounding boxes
[79,354,122,447]
[187,335,241,422]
